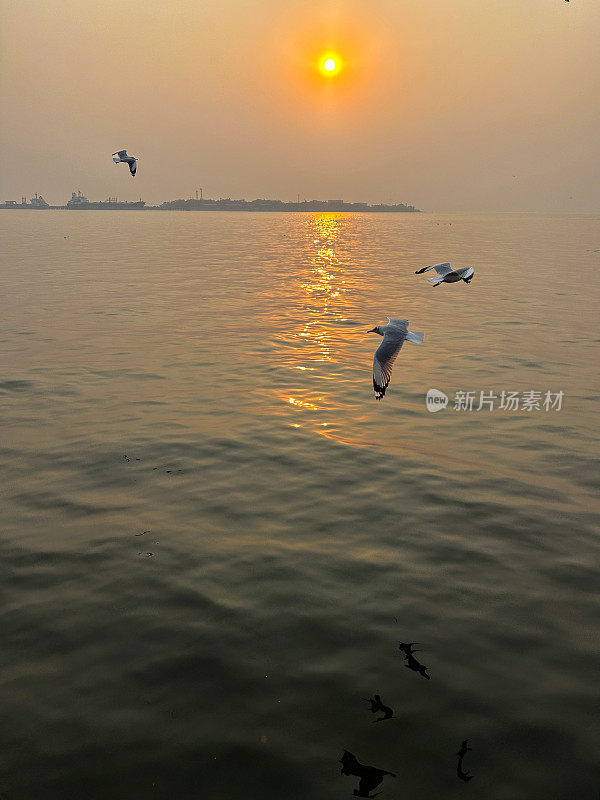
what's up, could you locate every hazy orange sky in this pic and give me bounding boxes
[1,0,599,211]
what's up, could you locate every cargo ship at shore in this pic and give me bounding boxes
[0,190,145,210]
[0,193,50,209]
[65,190,145,209]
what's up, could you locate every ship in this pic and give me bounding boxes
[1,192,49,209]
[66,190,145,209]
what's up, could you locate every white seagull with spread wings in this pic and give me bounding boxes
[368,318,424,400]
[415,262,474,286]
[112,150,138,176]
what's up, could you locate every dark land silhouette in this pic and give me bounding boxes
[1,193,420,212]
[158,196,420,212]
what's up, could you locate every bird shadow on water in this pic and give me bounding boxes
[340,750,396,798]
[456,739,475,782]
[364,694,394,723]
[398,641,431,680]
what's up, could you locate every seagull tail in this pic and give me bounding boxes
[406,331,424,344]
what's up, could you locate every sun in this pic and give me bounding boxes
[319,52,342,77]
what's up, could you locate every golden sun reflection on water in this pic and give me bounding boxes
[276,214,368,444]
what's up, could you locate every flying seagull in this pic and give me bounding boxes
[368,318,424,400]
[112,150,138,176]
[415,262,474,286]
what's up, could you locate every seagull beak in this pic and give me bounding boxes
[367,328,376,333]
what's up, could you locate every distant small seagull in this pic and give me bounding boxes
[415,262,474,286]
[367,318,424,400]
[112,150,138,176]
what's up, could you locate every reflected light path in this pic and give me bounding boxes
[273,213,370,445]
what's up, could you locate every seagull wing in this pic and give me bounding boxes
[373,327,406,399]
[128,158,137,176]
[113,150,128,159]
[386,317,409,329]
[416,262,452,276]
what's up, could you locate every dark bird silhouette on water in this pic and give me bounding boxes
[365,694,394,722]
[456,739,474,782]
[340,751,396,798]
[398,642,430,680]
[404,652,430,680]
[398,641,420,656]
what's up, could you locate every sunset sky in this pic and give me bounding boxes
[1,0,599,211]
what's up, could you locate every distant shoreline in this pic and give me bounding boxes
[0,205,421,213]
[0,197,420,213]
